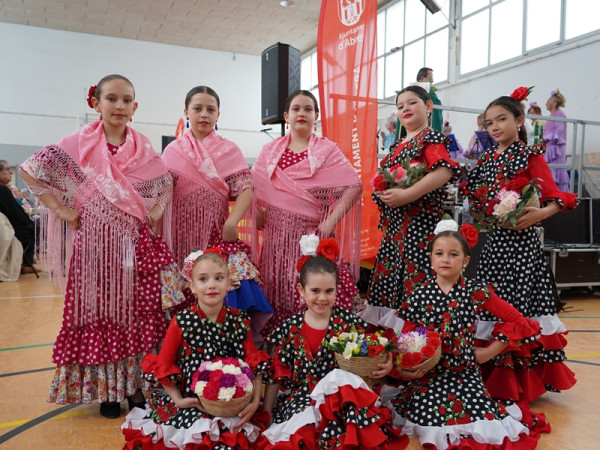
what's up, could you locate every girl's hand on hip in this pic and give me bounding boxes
[55,206,80,229]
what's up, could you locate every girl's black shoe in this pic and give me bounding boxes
[100,401,121,419]
[127,389,146,411]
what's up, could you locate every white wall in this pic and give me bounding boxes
[0,22,273,166]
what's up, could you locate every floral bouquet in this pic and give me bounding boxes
[191,357,254,417]
[324,327,396,377]
[471,175,540,228]
[370,156,426,192]
[395,327,442,371]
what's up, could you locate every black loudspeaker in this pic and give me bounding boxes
[541,198,592,246]
[162,135,176,154]
[261,43,301,125]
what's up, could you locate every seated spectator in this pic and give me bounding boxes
[0,212,23,281]
[0,160,36,273]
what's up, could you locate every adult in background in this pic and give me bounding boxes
[544,89,570,191]
[416,67,443,132]
[0,160,35,273]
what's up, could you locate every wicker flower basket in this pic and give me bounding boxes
[404,345,442,372]
[199,389,253,418]
[335,352,388,377]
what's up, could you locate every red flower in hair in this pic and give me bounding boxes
[458,223,479,248]
[296,255,310,273]
[510,86,534,102]
[317,238,340,262]
[86,85,97,109]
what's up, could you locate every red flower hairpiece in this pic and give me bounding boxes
[296,236,340,273]
[86,85,97,109]
[458,223,479,248]
[317,238,340,262]
[509,86,534,102]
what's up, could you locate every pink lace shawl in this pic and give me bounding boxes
[162,129,249,199]
[57,120,168,221]
[252,134,362,276]
[253,134,360,218]
[162,129,251,261]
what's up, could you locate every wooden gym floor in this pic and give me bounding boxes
[1,271,599,449]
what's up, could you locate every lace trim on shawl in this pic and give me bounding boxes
[225,168,253,199]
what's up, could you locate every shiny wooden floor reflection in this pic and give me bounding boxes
[1,271,598,449]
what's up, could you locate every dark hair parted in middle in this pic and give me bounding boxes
[299,256,338,287]
[185,86,220,110]
[285,90,320,114]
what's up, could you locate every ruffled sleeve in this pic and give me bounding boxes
[526,154,578,211]
[141,317,183,385]
[423,141,464,182]
[480,289,541,348]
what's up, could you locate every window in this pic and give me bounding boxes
[460,0,600,76]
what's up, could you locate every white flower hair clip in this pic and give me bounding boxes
[433,218,459,235]
[182,249,204,280]
[299,234,320,256]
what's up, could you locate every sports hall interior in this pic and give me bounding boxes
[2,1,600,448]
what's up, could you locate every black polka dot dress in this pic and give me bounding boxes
[121,304,270,449]
[366,129,462,317]
[390,277,545,449]
[462,140,578,402]
[263,308,406,449]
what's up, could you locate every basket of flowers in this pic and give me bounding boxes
[324,327,396,377]
[395,328,442,372]
[191,357,254,417]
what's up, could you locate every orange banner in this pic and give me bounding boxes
[317,0,381,260]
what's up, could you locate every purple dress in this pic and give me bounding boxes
[543,109,570,191]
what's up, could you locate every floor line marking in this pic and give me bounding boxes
[0,343,53,352]
[566,353,600,358]
[0,367,55,378]
[0,404,78,442]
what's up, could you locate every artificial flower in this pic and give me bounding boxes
[395,328,441,370]
[510,86,534,102]
[299,234,319,256]
[86,85,97,109]
[192,357,254,403]
[433,218,459,235]
[458,223,479,248]
[317,238,340,262]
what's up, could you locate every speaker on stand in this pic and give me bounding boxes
[261,42,301,136]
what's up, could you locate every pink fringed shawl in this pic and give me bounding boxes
[162,129,251,263]
[21,122,172,329]
[61,120,167,221]
[252,134,362,316]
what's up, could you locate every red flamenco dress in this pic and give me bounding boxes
[383,277,550,449]
[461,140,578,403]
[258,307,407,449]
[121,304,270,449]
